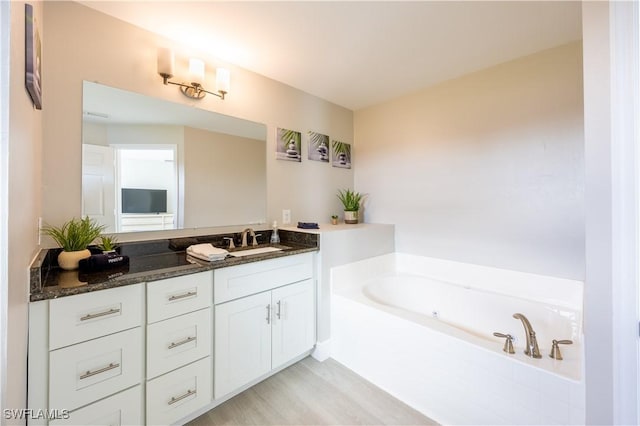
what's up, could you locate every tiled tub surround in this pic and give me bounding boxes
[330,253,585,425]
[30,229,318,301]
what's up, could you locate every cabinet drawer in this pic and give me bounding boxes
[49,284,143,350]
[146,357,212,426]
[147,308,211,379]
[147,271,213,323]
[214,253,313,304]
[49,327,143,411]
[49,385,142,426]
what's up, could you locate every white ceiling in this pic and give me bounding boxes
[79,1,582,111]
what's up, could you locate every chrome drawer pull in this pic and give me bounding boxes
[79,362,120,380]
[276,300,282,319]
[168,389,196,405]
[80,308,120,321]
[168,291,197,301]
[266,304,271,324]
[168,336,197,350]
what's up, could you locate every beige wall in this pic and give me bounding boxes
[184,127,266,228]
[42,1,353,242]
[7,1,43,420]
[354,42,584,280]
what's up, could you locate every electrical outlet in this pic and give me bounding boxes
[282,209,291,225]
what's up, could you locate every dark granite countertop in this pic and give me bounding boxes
[30,230,318,302]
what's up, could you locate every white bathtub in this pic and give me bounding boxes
[330,253,585,425]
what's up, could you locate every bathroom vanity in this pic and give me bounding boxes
[27,231,318,425]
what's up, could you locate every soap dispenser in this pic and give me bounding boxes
[270,220,280,244]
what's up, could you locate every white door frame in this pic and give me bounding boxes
[610,0,640,424]
[0,0,10,418]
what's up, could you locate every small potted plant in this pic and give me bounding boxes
[42,217,105,270]
[337,189,364,224]
[97,234,118,254]
[331,215,339,225]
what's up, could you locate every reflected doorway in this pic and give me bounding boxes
[82,144,179,233]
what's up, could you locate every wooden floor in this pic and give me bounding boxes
[187,357,437,426]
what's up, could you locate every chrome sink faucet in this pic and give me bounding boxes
[513,313,541,358]
[240,228,257,247]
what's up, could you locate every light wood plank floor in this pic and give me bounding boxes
[187,357,437,426]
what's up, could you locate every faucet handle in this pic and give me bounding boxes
[493,332,515,354]
[549,339,573,360]
[252,233,262,246]
[223,237,235,249]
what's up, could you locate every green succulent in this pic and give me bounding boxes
[337,189,364,212]
[98,235,118,252]
[42,217,105,252]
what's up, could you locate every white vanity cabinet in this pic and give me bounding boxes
[29,250,316,425]
[214,253,315,399]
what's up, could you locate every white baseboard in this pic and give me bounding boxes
[311,339,331,361]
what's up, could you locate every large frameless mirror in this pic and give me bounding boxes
[82,81,267,233]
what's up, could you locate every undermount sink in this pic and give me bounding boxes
[228,246,284,258]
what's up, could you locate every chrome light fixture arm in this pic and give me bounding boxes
[159,73,226,100]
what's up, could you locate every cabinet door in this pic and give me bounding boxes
[271,279,315,369]
[214,292,272,399]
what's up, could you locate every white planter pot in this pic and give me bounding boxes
[57,249,91,271]
[344,210,359,224]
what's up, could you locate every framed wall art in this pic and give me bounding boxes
[331,140,351,169]
[308,131,330,163]
[276,128,301,162]
[25,3,42,110]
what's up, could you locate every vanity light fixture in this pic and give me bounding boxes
[157,47,229,100]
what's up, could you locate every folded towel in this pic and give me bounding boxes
[297,222,319,229]
[186,243,228,262]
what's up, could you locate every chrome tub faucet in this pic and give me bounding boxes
[512,313,542,358]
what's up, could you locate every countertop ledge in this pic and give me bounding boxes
[30,230,318,302]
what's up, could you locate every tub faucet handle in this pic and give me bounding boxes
[549,339,573,360]
[493,332,515,354]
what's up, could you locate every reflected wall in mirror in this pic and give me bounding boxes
[82,81,267,233]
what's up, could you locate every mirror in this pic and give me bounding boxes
[82,81,267,233]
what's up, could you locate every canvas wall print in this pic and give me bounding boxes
[25,3,42,110]
[331,140,352,169]
[308,131,330,162]
[276,128,302,162]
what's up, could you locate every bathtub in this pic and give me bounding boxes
[330,253,585,425]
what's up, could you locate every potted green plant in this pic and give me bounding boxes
[97,234,118,254]
[42,217,105,270]
[337,189,364,224]
[331,215,339,225]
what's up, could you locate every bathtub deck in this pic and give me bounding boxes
[187,357,437,426]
